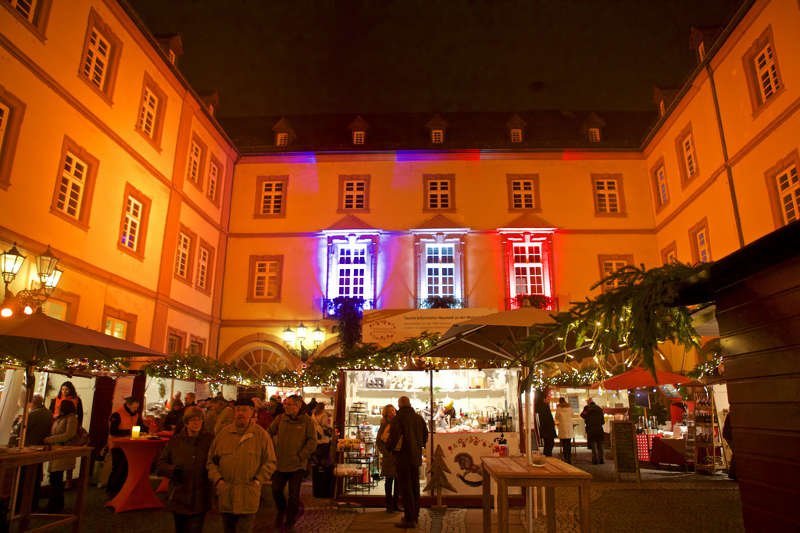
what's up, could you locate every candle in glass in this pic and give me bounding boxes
[131,425,141,439]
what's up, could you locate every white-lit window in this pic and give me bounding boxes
[655,165,669,207]
[755,42,781,103]
[253,259,281,299]
[42,299,67,321]
[207,160,219,202]
[137,86,158,138]
[510,178,535,209]
[776,164,800,224]
[276,132,288,147]
[353,131,365,145]
[431,129,444,144]
[513,243,544,297]
[187,139,203,185]
[342,179,367,210]
[335,245,366,298]
[424,244,455,299]
[510,128,522,143]
[196,246,210,291]
[54,151,88,220]
[587,127,601,143]
[82,26,112,91]
[121,195,143,252]
[260,178,286,215]
[593,177,620,214]
[175,232,191,280]
[682,133,698,179]
[0,101,8,152]
[425,177,452,209]
[104,316,127,339]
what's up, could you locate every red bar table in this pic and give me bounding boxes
[105,437,168,513]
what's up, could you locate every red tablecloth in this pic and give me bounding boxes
[105,438,168,513]
[650,437,686,466]
[635,434,656,462]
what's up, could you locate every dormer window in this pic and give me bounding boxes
[431,129,444,144]
[658,99,666,117]
[587,127,601,143]
[353,130,365,145]
[510,128,523,143]
[697,41,706,62]
[276,132,289,147]
[167,49,177,65]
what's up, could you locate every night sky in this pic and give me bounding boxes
[127,0,742,118]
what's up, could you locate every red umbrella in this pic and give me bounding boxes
[599,367,694,390]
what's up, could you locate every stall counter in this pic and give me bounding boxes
[428,432,520,495]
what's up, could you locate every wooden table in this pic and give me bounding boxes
[482,456,591,533]
[105,437,168,513]
[0,445,92,533]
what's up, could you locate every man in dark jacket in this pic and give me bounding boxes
[157,406,213,533]
[386,396,429,529]
[580,397,605,464]
[534,390,556,456]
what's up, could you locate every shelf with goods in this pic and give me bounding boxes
[686,388,726,473]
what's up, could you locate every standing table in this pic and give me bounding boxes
[105,437,168,513]
[0,445,92,533]
[482,456,591,533]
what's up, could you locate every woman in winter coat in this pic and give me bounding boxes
[43,400,78,513]
[156,406,214,533]
[376,404,399,513]
[554,397,575,463]
[49,381,83,427]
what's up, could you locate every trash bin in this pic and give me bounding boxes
[312,464,334,498]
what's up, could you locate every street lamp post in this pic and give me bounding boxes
[1,243,63,318]
[281,322,326,362]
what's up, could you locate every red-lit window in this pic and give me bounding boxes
[501,232,554,310]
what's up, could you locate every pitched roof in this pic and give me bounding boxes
[324,215,377,232]
[413,215,468,231]
[220,109,656,154]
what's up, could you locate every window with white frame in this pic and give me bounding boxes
[207,159,220,203]
[120,194,143,252]
[431,129,444,144]
[587,127,601,143]
[326,235,377,307]
[167,331,184,354]
[509,177,537,210]
[654,163,669,208]
[689,219,711,263]
[754,42,781,103]
[54,151,88,220]
[189,337,205,355]
[424,243,455,299]
[510,128,522,143]
[353,130,365,145]
[137,86,159,139]
[174,231,192,280]
[425,175,453,210]
[776,163,799,224]
[681,133,698,180]
[258,176,287,216]
[341,177,368,210]
[513,243,544,297]
[196,244,212,292]
[251,256,282,300]
[599,255,632,291]
[81,24,113,92]
[275,132,288,147]
[187,138,203,186]
[592,175,622,214]
[10,0,37,21]
[104,316,127,339]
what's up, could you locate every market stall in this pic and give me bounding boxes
[337,367,521,500]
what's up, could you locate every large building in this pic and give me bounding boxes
[1,0,798,379]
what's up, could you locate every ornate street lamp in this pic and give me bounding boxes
[0,243,63,318]
[282,322,326,362]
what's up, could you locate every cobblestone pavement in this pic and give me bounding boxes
[22,462,743,532]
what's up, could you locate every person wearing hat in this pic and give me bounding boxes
[157,406,214,533]
[208,397,276,533]
[106,396,147,497]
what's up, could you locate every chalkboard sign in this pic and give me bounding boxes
[611,420,641,481]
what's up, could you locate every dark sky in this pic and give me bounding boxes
[127,0,742,118]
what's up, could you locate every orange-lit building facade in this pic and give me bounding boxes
[0,0,797,375]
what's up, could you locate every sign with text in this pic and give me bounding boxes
[362,308,497,346]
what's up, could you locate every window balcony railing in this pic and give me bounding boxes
[321,297,376,319]
[417,296,468,309]
[505,294,558,311]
